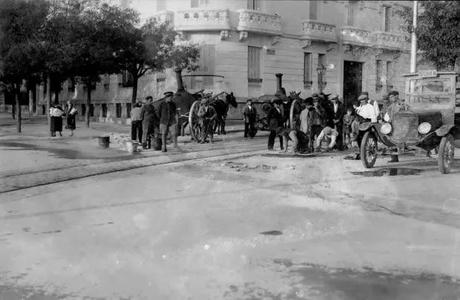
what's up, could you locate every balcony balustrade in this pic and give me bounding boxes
[341,26,372,46]
[237,9,282,35]
[151,10,174,24]
[174,9,231,31]
[372,31,409,51]
[302,20,337,43]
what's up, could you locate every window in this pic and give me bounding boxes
[120,70,133,87]
[309,0,318,20]
[191,0,208,8]
[318,54,326,90]
[383,6,391,32]
[347,1,357,26]
[376,60,384,92]
[247,0,260,10]
[101,104,107,118]
[116,103,122,118]
[386,61,393,89]
[126,103,132,118]
[248,46,262,83]
[304,53,312,88]
[81,104,86,116]
[89,104,94,117]
[103,74,110,91]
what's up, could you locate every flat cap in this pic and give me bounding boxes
[388,90,399,96]
[164,91,174,97]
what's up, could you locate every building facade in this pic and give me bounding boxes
[1,0,415,123]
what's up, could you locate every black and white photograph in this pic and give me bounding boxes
[0,0,460,299]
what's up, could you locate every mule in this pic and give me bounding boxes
[210,92,238,135]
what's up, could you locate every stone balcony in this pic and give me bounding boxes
[237,9,282,35]
[302,20,337,43]
[340,26,372,46]
[174,9,231,31]
[151,10,174,24]
[372,31,410,51]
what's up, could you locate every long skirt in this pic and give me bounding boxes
[67,115,76,130]
[50,116,63,132]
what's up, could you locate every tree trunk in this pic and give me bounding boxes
[54,88,59,105]
[47,76,52,132]
[31,83,37,114]
[86,79,91,128]
[131,75,138,105]
[15,84,21,133]
[175,68,185,92]
[11,104,15,120]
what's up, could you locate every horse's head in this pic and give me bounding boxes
[289,91,302,100]
[226,92,238,108]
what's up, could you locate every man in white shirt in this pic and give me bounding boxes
[356,94,378,122]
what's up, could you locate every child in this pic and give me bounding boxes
[343,107,355,150]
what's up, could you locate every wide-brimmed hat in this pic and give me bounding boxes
[164,91,174,97]
[329,93,339,100]
[358,94,368,101]
[388,90,399,96]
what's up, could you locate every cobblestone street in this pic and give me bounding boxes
[2,113,460,299]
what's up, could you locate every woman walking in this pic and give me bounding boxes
[65,100,77,136]
[50,104,65,137]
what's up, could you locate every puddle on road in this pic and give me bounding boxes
[262,153,318,158]
[351,168,422,177]
[286,263,460,300]
[260,230,283,236]
[0,141,131,160]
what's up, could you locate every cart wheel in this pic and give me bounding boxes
[360,131,378,168]
[438,134,454,174]
[289,99,299,130]
[189,100,202,142]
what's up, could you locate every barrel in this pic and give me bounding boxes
[98,136,110,148]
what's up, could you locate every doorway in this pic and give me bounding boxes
[343,61,363,108]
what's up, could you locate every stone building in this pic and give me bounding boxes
[1,0,414,123]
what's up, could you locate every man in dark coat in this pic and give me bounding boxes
[197,97,217,143]
[243,99,257,138]
[140,96,157,149]
[330,93,344,150]
[158,91,177,152]
[267,99,284,150]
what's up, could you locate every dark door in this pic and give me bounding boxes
[343,61,363,108]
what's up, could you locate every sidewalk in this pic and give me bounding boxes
[0,113,266,192]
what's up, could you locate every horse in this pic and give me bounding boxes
[209,92,238,135]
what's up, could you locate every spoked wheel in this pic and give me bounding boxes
[438,134,454,174]
[360,131,378,168]
[189,100,202,142]
[289,99,300,130]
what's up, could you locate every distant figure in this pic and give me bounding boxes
[330,94,344,150]
[158,91,177,152]
[310,97,325,151]
[243,99,257,138]
[65,100,77,136]
[267,99,284,150]
[50,104,65,137]
[130,102,143,144]
[342,107,355,150]
[140,96,157,149]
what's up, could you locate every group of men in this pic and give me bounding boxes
[254,90,406,155]
[130,91,177,152]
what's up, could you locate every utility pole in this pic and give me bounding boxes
[410,0,418,73]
